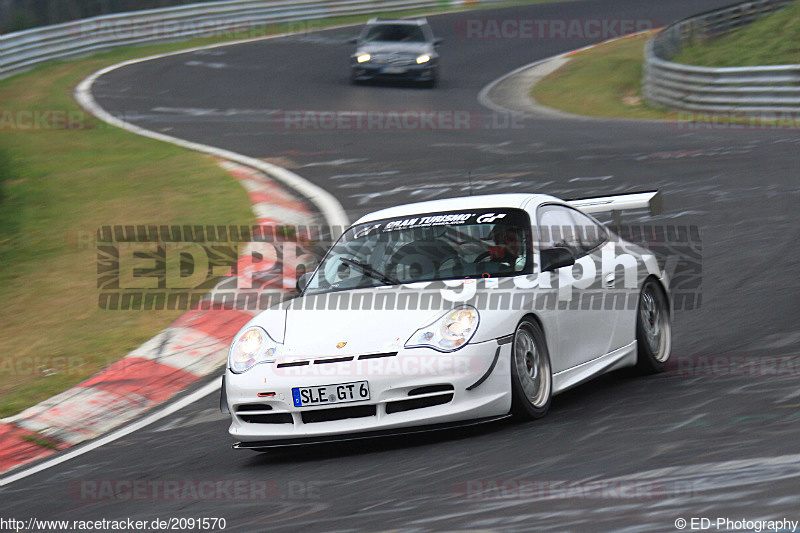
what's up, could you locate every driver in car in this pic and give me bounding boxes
[487,225,527,271]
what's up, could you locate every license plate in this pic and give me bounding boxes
[382,66,406,74]
[292,381,370,407]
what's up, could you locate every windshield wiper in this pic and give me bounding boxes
[340,257,400,286]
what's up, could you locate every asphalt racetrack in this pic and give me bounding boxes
[3,0,800,531]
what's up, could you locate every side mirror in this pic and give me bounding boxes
[296,272,312,293]
[348,37,359,44]
[539,247,575,272]
[433,38,444,46]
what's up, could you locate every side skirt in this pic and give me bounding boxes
[552,341,637,395]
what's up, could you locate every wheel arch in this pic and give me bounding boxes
[641,274,671,316]
[517,312,546,337]
[514,312,553,356]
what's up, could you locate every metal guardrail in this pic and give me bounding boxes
[0,0,504,79]
[643,0,800,113]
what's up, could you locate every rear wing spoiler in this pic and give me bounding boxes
[566,190,662,219]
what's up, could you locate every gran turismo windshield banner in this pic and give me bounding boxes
[347,208,530,241]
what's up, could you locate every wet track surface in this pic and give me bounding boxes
[3,0,800,531]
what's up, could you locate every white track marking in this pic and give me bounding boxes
[75,57,349,229]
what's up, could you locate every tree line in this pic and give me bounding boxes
[1,0,230,33]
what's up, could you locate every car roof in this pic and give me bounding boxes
[354,193,562,225]
[365,17,428,26]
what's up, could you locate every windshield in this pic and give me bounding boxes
[304,208,532,295]
[362,24,426,43]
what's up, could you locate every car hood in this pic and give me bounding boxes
[357,42,433,55]
[247,285,512,360]
[280,290,441,359]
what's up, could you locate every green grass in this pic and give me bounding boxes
[0,148,18,267]
[675,1,800,67]
[0,1,572,421]
[0,54,255,418]
[0,40,281,418]
[531,4,800,121]
[531,32,678,120]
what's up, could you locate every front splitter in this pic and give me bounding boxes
[232,414,510,450]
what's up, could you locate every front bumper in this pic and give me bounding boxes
[351,61,437,81]
[224,338,511,443]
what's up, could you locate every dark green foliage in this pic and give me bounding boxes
[1,0,230,33]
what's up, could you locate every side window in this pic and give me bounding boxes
[569,208,607,254]
[422,24,435,42]
[537,205,581,257]
[536,205,607,258]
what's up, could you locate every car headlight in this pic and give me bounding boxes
[405,306,479,352]
[416,54,431,64]
[357,53,371,63]
[229,326,280,373]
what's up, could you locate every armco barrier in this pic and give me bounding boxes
[0,0,505,79]
[642,0,800,113]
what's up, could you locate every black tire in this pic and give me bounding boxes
[510,318,552,420]
[634,278,671,374]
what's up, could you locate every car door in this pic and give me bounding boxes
[567,207,638,353]
[536,204,618,371]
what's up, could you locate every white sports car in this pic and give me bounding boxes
[221,192,671,448]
